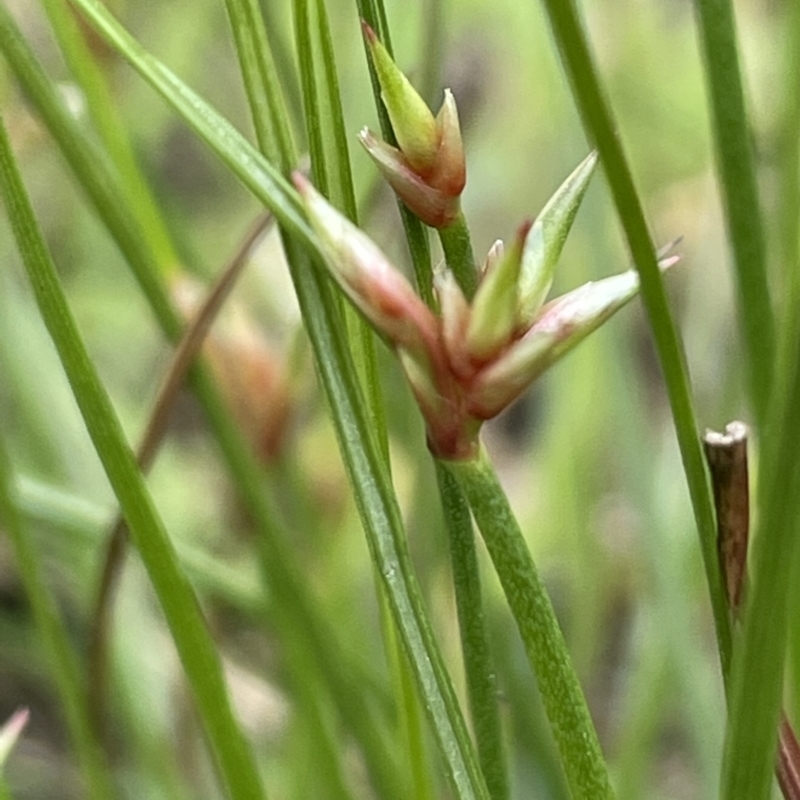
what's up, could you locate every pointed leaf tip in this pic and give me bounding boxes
[360,19,377,45]
[518,151,599,324]
[362,24,438,174]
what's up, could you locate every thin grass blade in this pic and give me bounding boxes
[0,110,266,800]
[39,0,180,275]
[536,0,732,679]
[0,15,403,797]
[692,0,774,430]
[292,5,436,795]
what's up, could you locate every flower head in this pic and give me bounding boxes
[360,24,465,228]
[295,156,677,460]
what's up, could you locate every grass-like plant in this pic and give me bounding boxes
[0,0,797,799]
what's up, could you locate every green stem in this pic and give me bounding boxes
[447,445,614,800]
[692,0,774,431]
[281,635,355,800]
[0,437,114,800]
[439,210,478,300]
[435,462,508,800]
[239,2,422,794]
[537,0,732,681]
[375,572,435,800]
[32,3,490,795]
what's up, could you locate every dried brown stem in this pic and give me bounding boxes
[778,715,800,800]
[703,420,749,616]
[703,422,800,800]
[87,212,274,734]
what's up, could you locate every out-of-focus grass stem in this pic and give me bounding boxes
[536,0,731,681]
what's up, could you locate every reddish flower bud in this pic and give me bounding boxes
[359,129,460,227]
[362,22,438,174]
[361,24,466,228]
[170,274,294,463]
[296,165,677,461]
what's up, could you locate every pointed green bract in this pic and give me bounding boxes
[359,128,458,227]
[466,221,531,359]
[363,21,438,174]
[472,268,643,418]
[518,151,598,324]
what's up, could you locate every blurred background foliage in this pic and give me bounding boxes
[0,0,792,797]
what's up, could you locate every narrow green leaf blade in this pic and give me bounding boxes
[693,0,775,431]
[0,15,400,798]
[222,0,295,169]
[0,110,266,800]
[40,0,180,274]
[63,0,312,250]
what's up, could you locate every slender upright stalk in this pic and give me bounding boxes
[436,462,509,800]
[439,210,478,300]
[536,0,731,679]
[447,445,614,800]
[692,0,774,430]
[0,15,403,797]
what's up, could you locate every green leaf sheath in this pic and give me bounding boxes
[693,0,774,430]
[0,437,113,799]
[0,114,266,800]
[436,462,509,800]
[448,447,614,800]
[536,0,732,679]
